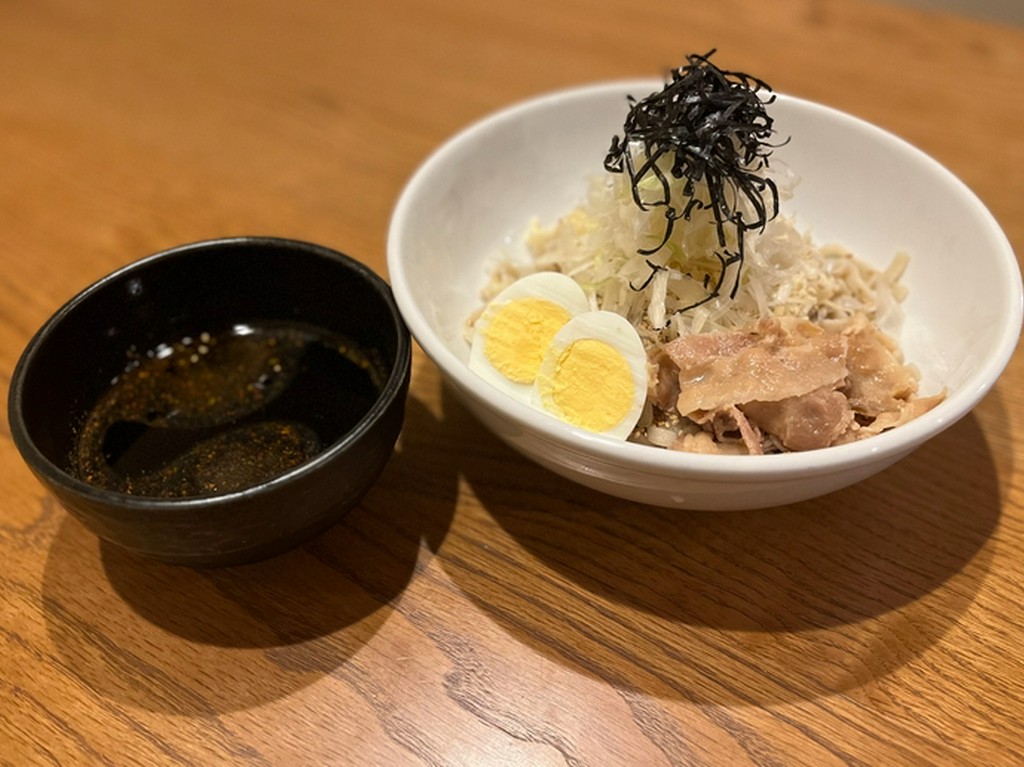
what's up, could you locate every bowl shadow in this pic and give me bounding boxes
[439,382,1002,706]
[41,394,456,714]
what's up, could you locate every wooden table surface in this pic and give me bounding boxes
[3,1,1023,764]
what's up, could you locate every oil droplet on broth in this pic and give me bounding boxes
[70,321,385,498]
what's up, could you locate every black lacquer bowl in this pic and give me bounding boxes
[9,237,411,566]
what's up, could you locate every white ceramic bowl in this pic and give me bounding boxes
[387,80,1022,510]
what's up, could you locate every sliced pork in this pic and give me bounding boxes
[654,313,945,454]
[841,315,919,416]
[741,386,855,452]
[665,318,848,416]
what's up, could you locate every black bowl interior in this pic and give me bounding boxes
[15,237,408,489]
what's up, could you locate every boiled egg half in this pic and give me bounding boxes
[469,272,590,402]
[469,272,647,439]
[532,310,647,439]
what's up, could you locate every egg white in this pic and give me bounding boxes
[531,310,647,439]
[469,272,591,403]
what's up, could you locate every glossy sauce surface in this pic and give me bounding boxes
[70,322,384,497]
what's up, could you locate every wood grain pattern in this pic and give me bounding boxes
[2,0,1023,764]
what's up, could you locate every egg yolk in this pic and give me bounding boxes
[483,298,572,383]
[541,338,633,433]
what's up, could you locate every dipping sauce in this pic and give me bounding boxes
[70,321,385,498]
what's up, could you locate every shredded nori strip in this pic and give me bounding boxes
[629,259,667,291]
[604,50,783,313]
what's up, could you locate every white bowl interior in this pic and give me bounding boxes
[388,80,1021,507]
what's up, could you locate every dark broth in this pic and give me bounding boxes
[70,321,385,498]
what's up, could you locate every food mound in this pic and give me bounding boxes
[469,51,945,453]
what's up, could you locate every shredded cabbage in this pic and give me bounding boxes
[480,165,909,357]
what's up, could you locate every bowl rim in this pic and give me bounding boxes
[8,235,412,508]
[387,80,1023,481]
